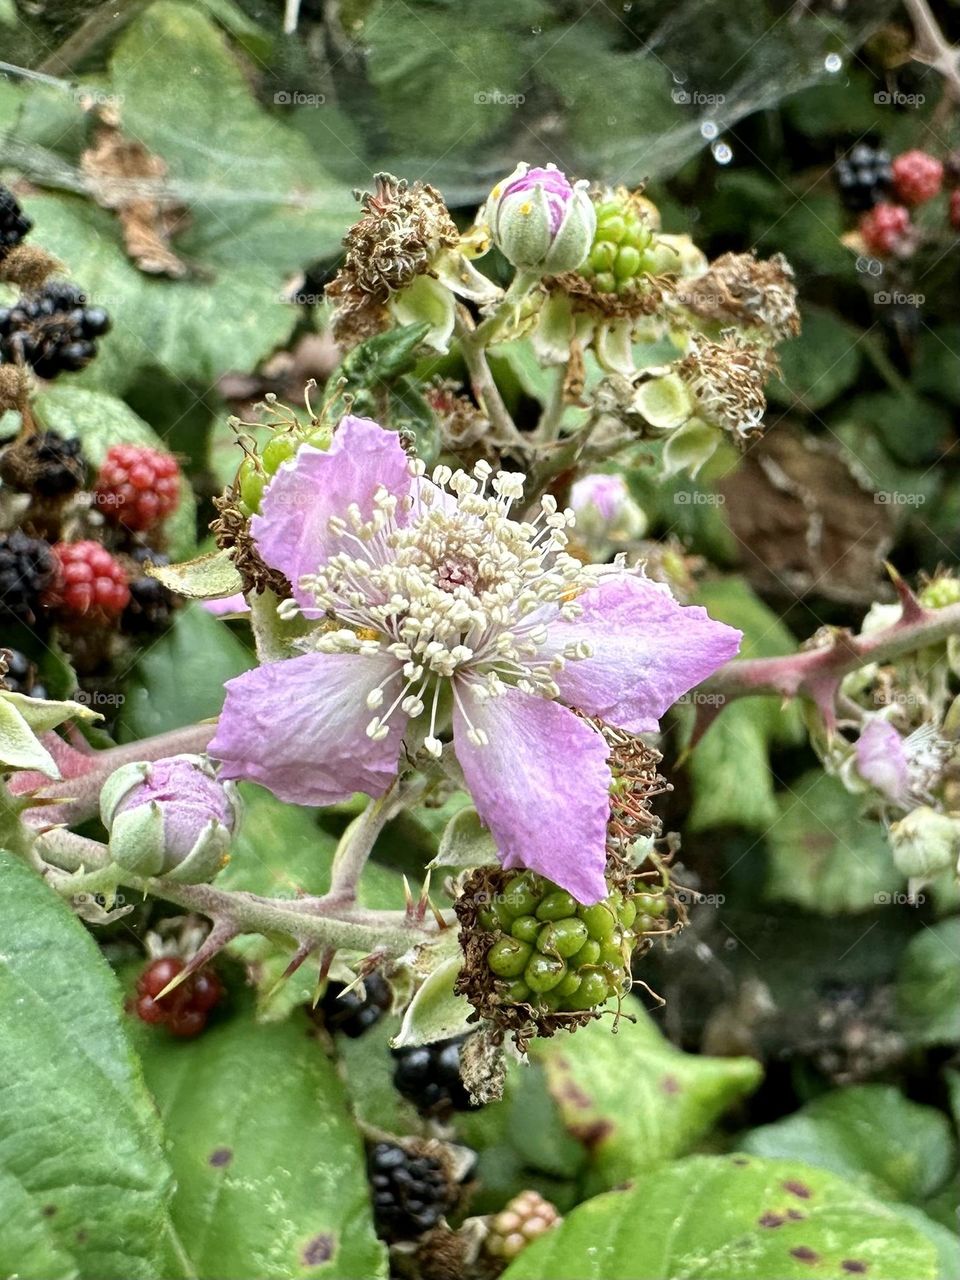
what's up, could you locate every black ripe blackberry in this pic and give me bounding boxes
[0,647,47,698]
[122,547,176,635]
[0,185,31,257]
[367,1142,454,1240]
[392,1038,478,1115]
[0,430,86,498]
[834,143,893,212]
[319,973,391,1037]
[0,280,111,379]
[0,531,57,625]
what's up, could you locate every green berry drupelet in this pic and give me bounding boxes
[0,184,32,257]
[0,530,57,625]
[391,1037,478,1115]
[0,281,110,378]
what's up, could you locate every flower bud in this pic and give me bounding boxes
[889,806,960,879]
[101,754,239,882]
[570,473,647,554]
[484,164,596,275]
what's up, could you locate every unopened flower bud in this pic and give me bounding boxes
[889,805,960,879]
[570,473,647,553]
[484,164,596,275]
[101,754,239,882]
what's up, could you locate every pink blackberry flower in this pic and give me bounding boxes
[208,417,740,903]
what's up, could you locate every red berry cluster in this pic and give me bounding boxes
[47,539,130,621]
[134,958,224,1038]
[857,149,957,257]
[94,444,181,533]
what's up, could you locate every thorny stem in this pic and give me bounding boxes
[454,308,525,449]
[23,720,217,828]
[903,0,960,104]
[36,828,444,956]
[700,594,960,727]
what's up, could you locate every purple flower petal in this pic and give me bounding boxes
[545,573,742,732]
[453,684,611,904]
[856,718,910,804]
[209,651,405,806]
[202,592,249,617]
[252,416,411,608]
[503,165,573,234]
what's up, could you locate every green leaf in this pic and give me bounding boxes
[846,391,950,467]
[33,385,197,558]
[114,602,253,741]
[501,1154,938,1280]
[0,1165,78,1280]
[896,918,960,1047]
[0,851,179,1278]
[393,953,473,1047]
[914,325,960,407]
[0,696,59,773]
[529,1010,762,1194]
[133,1000,387,1279]
[769,308,863,412]
[739,1084,957,1203]
[149,548,244,600]
[11,3,355,393]
[337,1013,422,1136]
[765,771,902,914]
[686,579,804,833]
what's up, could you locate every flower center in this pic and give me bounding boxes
[295,458,597,752]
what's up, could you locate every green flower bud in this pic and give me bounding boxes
[889,806,960,879]
[484,164,596,276]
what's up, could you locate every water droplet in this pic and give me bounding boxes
[711,141,733,165]
[531,25,542,35]
[824,52,842,73]
[723,936,738,951]
[623,1,633,10]
[607,116,618,126]
[700,120,719,141]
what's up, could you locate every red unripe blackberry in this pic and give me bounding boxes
[891,149,943,206]
[48,540,130,621]
[859,203,911,257]
[94,444,181,532]
[133,959,224,1036]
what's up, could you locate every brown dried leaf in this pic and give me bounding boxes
[80,115,189,279]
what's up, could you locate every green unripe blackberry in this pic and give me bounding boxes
[578,900,618,940]
[537,918,588,959]
[235,428,328,516]
[524,953,566,993]
[511,915,541,944]
[635,892,667,918]
[536,890,577,922]
[261,435,297,473]
[487,936,532,978]
[578,195,655,296]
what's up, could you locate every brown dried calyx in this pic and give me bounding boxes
[678,331,775,442]
[676,251,800,342]
[549,266,670,320]
[210,487,290,597]
[326,173,459,347]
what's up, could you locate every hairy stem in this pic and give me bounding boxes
[327,779,399,902]
[454,309,525,449]
[701,595,960,721]
[37,828,443,955]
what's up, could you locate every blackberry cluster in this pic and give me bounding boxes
[0,184,31,257]
[0,281,110,378]
[319,973,392,1037]
[0,647,47,699]
[486,1190,560,1263]
[0,429,86,499]
[834,143,892,212]
[392,1037,477,1115]
[94,443,181,532]
[47,540,130,623]
[367,1142,456,1240]
[122,547,176,635]
[133,958,224,1038]
[0,530,57,625]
